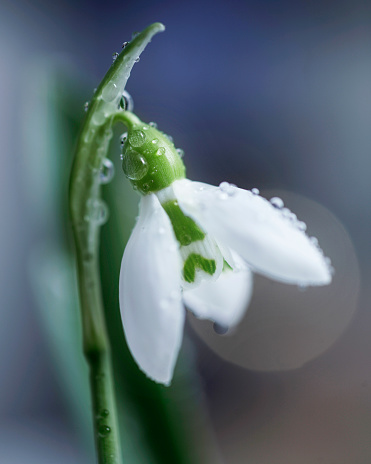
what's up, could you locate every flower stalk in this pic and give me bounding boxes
[69,23,165,464]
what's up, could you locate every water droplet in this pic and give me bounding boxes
[219,182,237,196]
[297,221,307,231]
[102,82,118,102]
[84,101,89,112]
[100,158,115,184]
[120,153,124,160]
[135,57,140,63]
[129,130,146,147]
[93,88,97,94]
[112,52,119,61]
[122,151,148,180]
[132,31,140,39]
[252,188,260,195]
[213,323,229,335]
[85,199,109,225]
[100,409,109,418]
[142,183,150,192]
[270,197,284,209]
[156,147,166,156]
[98,425,111,438]
[182,234,192,246]
[119,90,134,111]
[165,134,174,143]
[288,212,297,222]
[122,41,129,48]
[149,121,157,128]
[152,138,159,144]
[310,236,319,246]
[120,132,128,145]
[176,148,185,158]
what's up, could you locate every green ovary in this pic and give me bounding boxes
[183,254,216,283]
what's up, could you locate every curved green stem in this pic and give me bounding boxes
[69,23,165,464]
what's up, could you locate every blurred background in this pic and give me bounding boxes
[1,0,371,462]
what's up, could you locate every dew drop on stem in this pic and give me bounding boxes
[99,158,115,184]
[119,90,134,111]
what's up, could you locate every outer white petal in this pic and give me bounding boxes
[173,179,332,286]
[183,253,253,327]
[119,194,184,385]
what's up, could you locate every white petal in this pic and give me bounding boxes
[183,253,253,327]
[173,179,332,286]
[119,194,185,385]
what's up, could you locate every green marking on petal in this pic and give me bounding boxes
[162,200,205,246]
[223,259,233,272]
[183,254,217,283]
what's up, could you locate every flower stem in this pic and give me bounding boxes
[69,23,165,464]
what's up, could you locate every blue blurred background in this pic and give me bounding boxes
[1,0,371,462]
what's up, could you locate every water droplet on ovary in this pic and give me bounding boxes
[270,197,284,209]
[98,425,111,438]
[165,134,174,143]
[122,151,148,180]
[151,138,159,145]
[176,148,185,158]
[100,158,115,184]
[149,121,157,128]
[252,188,260,195]
[102,82,118,102]
[85,199,109,225]
[156,147,166,156]
[129,130,146,147]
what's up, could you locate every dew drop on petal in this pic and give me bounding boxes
[297,221,307,231]
[129,130,146,147]
[219,181,237,196]
[252,188,260,195]
[122,151,148,180]
[270,197,284,209]
[213,322,229,335]
[99,158,115,184]
[310,236,319,246]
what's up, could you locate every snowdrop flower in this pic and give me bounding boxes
[119,113,332,385]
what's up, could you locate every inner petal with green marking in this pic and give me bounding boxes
[161,198,223,288]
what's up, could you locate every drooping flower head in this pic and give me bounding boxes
[119,111,332,385]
